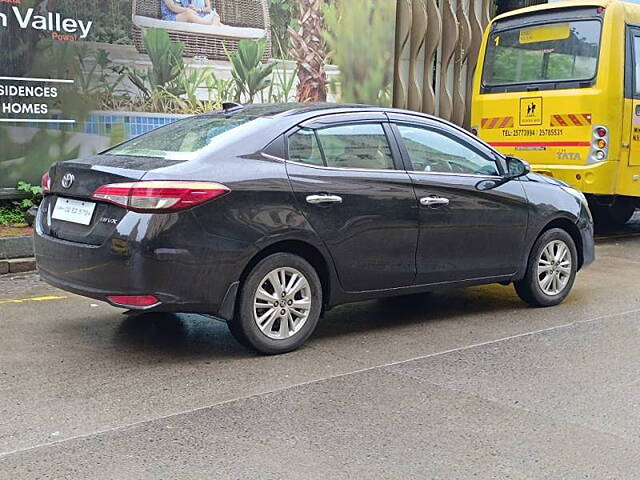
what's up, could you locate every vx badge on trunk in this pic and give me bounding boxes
[61,173,75,189]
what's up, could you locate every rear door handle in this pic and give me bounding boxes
[306,194,343,205]
[420,196,450,207]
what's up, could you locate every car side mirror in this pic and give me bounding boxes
[505,156,531,179]
[476,156,531,191]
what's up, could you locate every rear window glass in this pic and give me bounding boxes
[316,124,394,170]
[483,19,601,87]
[105,115,269,159]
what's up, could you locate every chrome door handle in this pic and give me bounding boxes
[420,196,450,207]
[306,194,343,205]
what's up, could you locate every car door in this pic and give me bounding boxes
[388,114,529,285]
[285,113,419,292]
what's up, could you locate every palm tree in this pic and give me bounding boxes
[288,0,328,102]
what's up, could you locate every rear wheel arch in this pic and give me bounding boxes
[238,240,332,308]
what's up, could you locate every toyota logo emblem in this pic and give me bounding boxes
[61,173,75,189]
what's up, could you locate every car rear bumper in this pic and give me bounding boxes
[34,207,250,318]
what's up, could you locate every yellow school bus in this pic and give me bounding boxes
[472,0,640,226]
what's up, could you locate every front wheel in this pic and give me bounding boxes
[227,253,322,354]
[514,228,578,307]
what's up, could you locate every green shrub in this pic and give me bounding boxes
[323,0,395,106]
[227,39,275,103]
[0,203,26,226]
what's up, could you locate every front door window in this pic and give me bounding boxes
[396,124,500,176]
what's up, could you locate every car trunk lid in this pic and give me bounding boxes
[42,155,185,245]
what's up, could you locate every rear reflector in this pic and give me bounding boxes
[107,295,160,308]
[92,181,230,212]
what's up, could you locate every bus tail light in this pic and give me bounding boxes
[92,181,230,213]
[471,127,479,136]
[588,126,609,164]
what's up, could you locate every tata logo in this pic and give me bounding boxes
[556,151,581,161]
[61,173,75,189]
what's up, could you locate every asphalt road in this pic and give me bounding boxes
[2,219,640,479]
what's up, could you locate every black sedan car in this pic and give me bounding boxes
[35,103,594,354]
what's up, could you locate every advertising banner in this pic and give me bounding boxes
[0,0,397,188]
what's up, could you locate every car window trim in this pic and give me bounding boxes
[388,121,505,177]
[299,111,388,129]
[284,121,405,172]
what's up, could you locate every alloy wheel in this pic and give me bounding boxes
[253,267,312,340]
[537,239,572,296]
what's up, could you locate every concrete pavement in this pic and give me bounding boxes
[1,221,640,478]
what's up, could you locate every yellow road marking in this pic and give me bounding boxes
[0,295,67,305]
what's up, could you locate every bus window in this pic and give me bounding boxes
[634,36,640,94]
[482,19,602,90]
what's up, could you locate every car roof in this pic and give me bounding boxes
[208,102,448,125]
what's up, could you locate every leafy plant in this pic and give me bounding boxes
[16,182,43,210]
[227,39,275,103]
[126,29,186,99]
[0,204,26,226]
[275,64,298,102]
[323,0,396,105]
[268,0,300,59]
[0,182,43,225]
[205,73,237,103]
[262,63,298,103]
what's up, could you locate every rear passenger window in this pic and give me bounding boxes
[288,128,324,166]
[317,124,395,170]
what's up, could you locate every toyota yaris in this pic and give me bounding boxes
[35,103,595,354]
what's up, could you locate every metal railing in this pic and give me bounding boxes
[0,189,30,201]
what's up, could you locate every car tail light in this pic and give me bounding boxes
[92,181,230,212]
[107,295,160,308]
[41,171,51,194]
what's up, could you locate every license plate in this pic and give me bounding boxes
[52,198,96,226]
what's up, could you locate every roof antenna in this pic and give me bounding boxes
[222,102,243,113]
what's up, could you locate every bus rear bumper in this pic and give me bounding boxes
[530,161,618,195]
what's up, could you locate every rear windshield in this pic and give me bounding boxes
[482,19,602,89]
[105,114,269,159]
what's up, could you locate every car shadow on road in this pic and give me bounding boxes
[313,284,526,342]
[109,284,523,359]
[113,312,252,359]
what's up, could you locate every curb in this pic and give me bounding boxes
[0,257,36,275]
[0,235,34,260]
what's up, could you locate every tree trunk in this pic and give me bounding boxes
[289,0,328,102]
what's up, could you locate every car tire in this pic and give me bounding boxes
[227,253,323,354]
[514,228,578,307]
